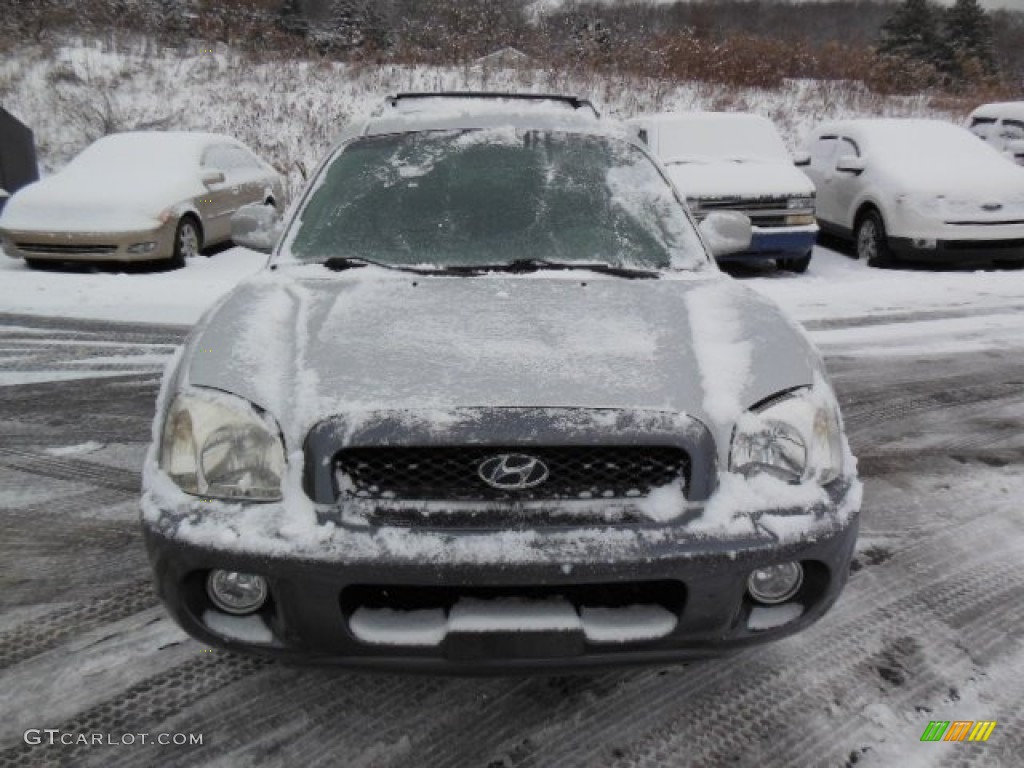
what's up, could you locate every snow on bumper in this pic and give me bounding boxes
[140,469,860,670]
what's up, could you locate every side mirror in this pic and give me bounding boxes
[201,170,226,186]
[231,203,282,254]
[792,151,811,167]
[835,155,866,174]
[699,210,752,257]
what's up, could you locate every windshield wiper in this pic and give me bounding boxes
[321,257,431,274]
[444,258,660,279]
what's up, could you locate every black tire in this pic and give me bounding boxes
[24,258,56,271]
[778,251,812,273]
[168,216,202,270]
[855,209,892,268]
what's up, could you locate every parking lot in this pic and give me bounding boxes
[0,247,1022,767]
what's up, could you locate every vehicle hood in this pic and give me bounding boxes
[0,170,202,233]
[181,268,822,450]
[887,161,1024,218]
[665,160,814,200]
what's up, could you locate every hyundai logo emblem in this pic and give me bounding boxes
[477,454,550,490]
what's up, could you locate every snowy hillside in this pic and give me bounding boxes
[2,40,958,197]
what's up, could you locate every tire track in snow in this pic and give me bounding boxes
[0,581,156,671]
[0,448,141,494]
[0,653,269,768]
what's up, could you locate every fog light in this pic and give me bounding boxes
[747,562,804,605]
[912,238,937,249]
[127,241,157,254]
[206,570,268,615]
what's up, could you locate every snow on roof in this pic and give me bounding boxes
[969,101,1024,121]
[630,111,789,162]
[474,47,530,65]
[365,96,617,140]
[66,130,231,171]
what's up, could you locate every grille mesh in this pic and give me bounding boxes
[335,445,688,502]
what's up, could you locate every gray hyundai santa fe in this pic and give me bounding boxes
[141,93,861,672]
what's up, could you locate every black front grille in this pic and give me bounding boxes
[16,242,118,255]
[335,445,689,502]
[698,197,788,212]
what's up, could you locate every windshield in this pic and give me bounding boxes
[284,129,707,271]
[659,117,789,163]
[867,122,1006,168]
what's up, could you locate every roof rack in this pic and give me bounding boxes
[386,92,600,118]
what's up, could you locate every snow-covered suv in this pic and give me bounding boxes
[804,119,1024,267]
[142,93,860,671]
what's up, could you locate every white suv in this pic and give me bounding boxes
[967,101,1024,165]
[803,119,1024,267]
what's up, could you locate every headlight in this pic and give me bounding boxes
[900,194,943,218]
[159,392,285,501]
[787,197,814,210]
[730,387,843,485]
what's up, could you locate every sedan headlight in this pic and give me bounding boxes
[160,392,285,501]
[730,387,843,485]
[787,197,814,210]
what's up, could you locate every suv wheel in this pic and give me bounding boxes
[855,210,892,268]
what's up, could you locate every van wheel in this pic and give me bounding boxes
[855,210,892,268]
[778,252,812,273]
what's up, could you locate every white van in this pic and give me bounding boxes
[966,102,1024,164]
[629,112,818,272]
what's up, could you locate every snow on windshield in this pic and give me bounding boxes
[656,115,789,163]
[63,132,203,178]
[285,129,707,271]
[861,121,1006,169]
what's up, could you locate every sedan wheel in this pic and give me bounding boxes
[170,218,201,269]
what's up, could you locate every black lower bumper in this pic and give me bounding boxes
[142,510,859,674]
[889,236,1024,264]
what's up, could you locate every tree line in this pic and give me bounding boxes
[4,0,1021,94]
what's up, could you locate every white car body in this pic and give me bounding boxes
[803,119,1024,265]
[628,112,818,271]
[966,101,1024,165]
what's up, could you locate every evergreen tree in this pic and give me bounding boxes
[944,0,996,75]
[277,0,308,37]
[328,0,364,50]
[877,0,943,67]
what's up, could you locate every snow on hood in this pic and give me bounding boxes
[665,160,814,201]
[181,268,822,452]
[0,174,202,232]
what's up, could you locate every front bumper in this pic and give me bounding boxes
[888,235,1024,264]
[716,226,818,262]
[141,480,860,673]
[0,222,175,263]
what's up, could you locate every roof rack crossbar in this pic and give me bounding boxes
[387,92,600,117]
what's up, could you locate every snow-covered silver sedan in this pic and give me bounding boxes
[0,131,283,269]
[142,94,861,671]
